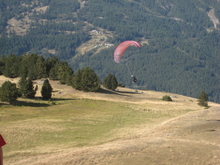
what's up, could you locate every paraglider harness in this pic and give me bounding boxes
[131,75,137,83]
[125,62,137,83]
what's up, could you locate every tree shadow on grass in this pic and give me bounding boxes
[34,97,75,102]
[97,88,141,97]
[11,100,51,107]
[2,97,76,107]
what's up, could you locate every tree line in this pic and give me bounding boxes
[0,53,119,103]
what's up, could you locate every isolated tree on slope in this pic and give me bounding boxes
[41,79,53,100]
[198,91,208,107]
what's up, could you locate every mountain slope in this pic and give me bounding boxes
[0,0,220,103]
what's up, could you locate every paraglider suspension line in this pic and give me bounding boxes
[126,62,133,76]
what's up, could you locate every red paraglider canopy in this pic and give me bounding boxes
[113,41,141,63]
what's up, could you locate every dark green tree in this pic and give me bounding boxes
[41,79,53,100]
[0,81,18,102]
[3,54,20,78]
[72,69,82,90]
[0,55,6,75]
[198,91,208,107]
[22,53,39,80]
[49,66,59,80]
[49,61,74,85]
[103,73,118,90]
[25,78,37,98]
[18,76,37,98]
[18,75,27,97]
[72,67,100,92]
[35,55,47,79]
[45,56,59,76]
[57,61,74,85]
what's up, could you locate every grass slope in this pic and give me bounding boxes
[0,76,219,165]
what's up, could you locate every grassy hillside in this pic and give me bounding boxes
[0,76,220,164]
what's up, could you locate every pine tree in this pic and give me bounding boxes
[45,56,59,76]
[49,67,58,80]
[56,61,74,85]
[0,81,18,102]
[41,79,53,100]
[72,67,100,92]
[18,76,37,98]
[25,78,37,98]
[35,56,47,79]
[3,54,20,78]
[103,73,118,90]
[0,55,6,75]
[18,75,27,97]
[72,69,82,90]
[198,91,208,107]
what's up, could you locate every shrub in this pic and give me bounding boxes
[162,95,172,101]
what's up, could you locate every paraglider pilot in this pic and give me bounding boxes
[131,75,137,83]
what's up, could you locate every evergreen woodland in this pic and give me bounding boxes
[0,0,220,103]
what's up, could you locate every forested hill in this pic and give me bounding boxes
[0,0,220,103]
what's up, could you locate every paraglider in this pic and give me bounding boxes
[113,41,141,83]
[113,40,141,63]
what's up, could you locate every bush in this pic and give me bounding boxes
[162,95,172,101]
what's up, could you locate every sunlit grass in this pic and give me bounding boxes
[0,97,195,161]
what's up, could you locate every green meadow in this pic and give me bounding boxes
[0,97,191,161]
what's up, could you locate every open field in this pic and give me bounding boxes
[0,76,220,165]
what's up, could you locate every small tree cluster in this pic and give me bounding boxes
[198,91,208,107]
[72,67,100,92]
[103,73,118,91]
